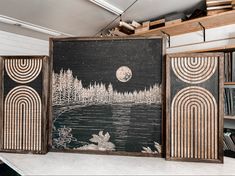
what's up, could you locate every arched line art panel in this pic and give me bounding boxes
[5,58,42,84]
[171,86,218,160]
[171,56,217,84]
[3,86,42,151]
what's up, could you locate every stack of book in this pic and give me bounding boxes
[224,52,235,82]
[206,0,233,16]
[233,0,235,9]
[224,88,235,115]
[224,130,235,151]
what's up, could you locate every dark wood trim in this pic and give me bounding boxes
[0,149,46,154]
[0,55,49,58]
[161,37,167,158]
[166,45,235,55]
[42,56,50,153]
[165,54,171,160]
[166,157,223,163]
[49,36,165,157]
[48,38,53,149]
[167,52,224,58]
[49,36,163,42]
[50,149,163,157]
[0,57,3,150]
[218,54,224,163]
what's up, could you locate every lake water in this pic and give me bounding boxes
[53,104,162,152]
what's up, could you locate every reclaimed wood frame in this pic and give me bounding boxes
[166,52,224,163]
[49,36,166,157]
[0,56,50,154]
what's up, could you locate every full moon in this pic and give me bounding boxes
[116,66,132,82]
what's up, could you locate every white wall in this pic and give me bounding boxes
[0,30,48,55]
[166,24,235,53]
[1,23,234,56]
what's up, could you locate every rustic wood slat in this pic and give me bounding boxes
[0,56,49,154]
[166,53,224,163]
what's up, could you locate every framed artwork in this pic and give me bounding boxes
[0,56,49,154]
[166,53,224,163]
[50,37,165,157]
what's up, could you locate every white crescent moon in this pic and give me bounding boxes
[116,66,132,82]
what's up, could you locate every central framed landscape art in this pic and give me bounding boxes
[50,37,164,157]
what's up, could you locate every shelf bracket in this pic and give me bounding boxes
[161,31,171,47]
[198,22,206,42]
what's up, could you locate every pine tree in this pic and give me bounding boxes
[52,69,161,106]
[108,83,113,103]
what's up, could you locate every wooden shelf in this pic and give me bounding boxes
[133,10,235,36]
[225,116,235,120]
[224,82,235,85]
[177,44,235,54]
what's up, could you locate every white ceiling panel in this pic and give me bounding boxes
[0,0,205,39]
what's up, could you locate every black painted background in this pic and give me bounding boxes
[53,38,162,92]
[4,70,42,98]
[170,60,219,102]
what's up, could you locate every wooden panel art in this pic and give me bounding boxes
[50,37,165,157]
[0,56,49,154]
[166,53,224,163]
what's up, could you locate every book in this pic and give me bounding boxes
[224,88,234,115]
[224,134,231,150]
[224,52,235,82]
[232,52,235,82]
[231,133,235,144]
[224,88,228,115]
[224,139,229,150]
[224,52,228,82]
[224,132,235,151]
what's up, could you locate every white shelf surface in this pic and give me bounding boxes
[1,152,235,175]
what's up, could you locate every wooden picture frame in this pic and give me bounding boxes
[49,36,166,157]
[0,56,50,154]
[166,53,224,163]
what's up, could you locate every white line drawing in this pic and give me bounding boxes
[141,142,162,154]
[53,126,77,149]
[5,58,42,84]
[52,69,161,106]
[75,131,115,151]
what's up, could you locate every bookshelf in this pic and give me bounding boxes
[132,10,235,37]
[134,10,235,158]
[205,49,235,158]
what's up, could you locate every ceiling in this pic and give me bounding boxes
[0,0,205,40]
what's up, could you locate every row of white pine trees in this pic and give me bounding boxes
[52,69,161,106]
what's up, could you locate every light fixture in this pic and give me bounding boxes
[0,15,72,36]
[89,0,124,16]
